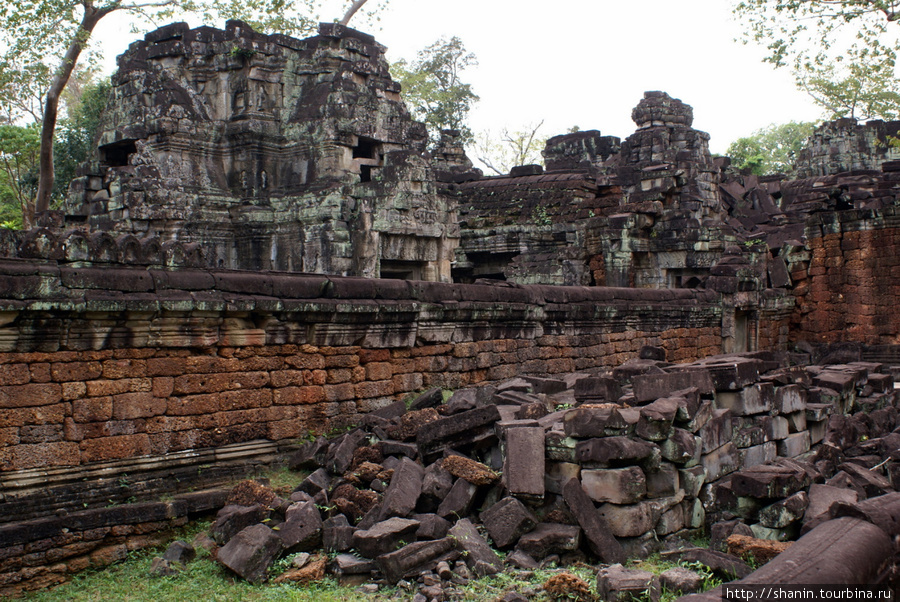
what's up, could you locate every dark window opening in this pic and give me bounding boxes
[380,260,424,280]
[100,140,137,168]
[353,136,379,159]
[360,164,373,182]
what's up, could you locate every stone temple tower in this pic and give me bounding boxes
[65,20,459,281]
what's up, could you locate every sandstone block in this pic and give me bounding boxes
[217,524,283,584]
[716,383,773,416]
[516,523,581,559]
[636,397,679,441]
[563,406,631,438]
[322,515,355,552]
[633,371,714,404]
[731,464,811,498]
[741,441,777,469]
[574,436,656,465]
[278,500,322,552]
[758,491,809,529]
[448,518,502,575]
[777,432,811,458]
[700,408,733,454]
[597,563,661,602]
[436,477,477,520]
[376,537,455,584]
[562,477,625,563]
[702,442,741,481]
[378,457,423,520]
[504,426,544,497]
[352,518,420,558]
[581,467,646,504]
[480,497,538,548]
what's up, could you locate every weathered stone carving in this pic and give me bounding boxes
[64,21,458,280]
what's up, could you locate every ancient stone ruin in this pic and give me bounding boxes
[1,19,900,598]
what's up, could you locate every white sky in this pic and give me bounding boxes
[95,0,825,155]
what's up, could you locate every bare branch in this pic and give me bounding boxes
[339,0,369,25]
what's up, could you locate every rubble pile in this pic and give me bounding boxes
[186,348,899,597]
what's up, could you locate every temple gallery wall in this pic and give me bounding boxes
[1,19,900,596]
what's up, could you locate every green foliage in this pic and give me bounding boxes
[725,121,816,175]
[734,0,900,120]
[0,122,40,228]
[52,77,111,201]
[391,36,479,144]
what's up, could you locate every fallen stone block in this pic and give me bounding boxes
[504,425,545,497]
[733,426,767,449]
[523,376,567,395]
[376,537,456,583]
[574,436,657,465]
[660,428,701,465]
[322,514,355,552]
[662,547,751,579]
[645,463,679,499]
[413,513,451,540]
[633,371,714,404]
[680,399,714,433]
[408,387,444,411]
[352,517,420,558]
[597,563,661,602]
[417,405,501,461]
[776,431,811,458]
[574,376,622,403]
[581,466,647,504]
[545,461,582,495]
[211,504,268,545]
[516,523,581,559]
[693,358,761,391]
[716,383,773,416]
[803,483,859,525]
[162,540,195,566]
[378,457,424,520]
[597,499,667,538]
[448,518,502,576]
[563,405,632,438]
[217,523,284,584]
[330,553,375,576]
[700,408,733,453]
[785,410,807,433]
[766,415,790,440]
[758,491,809,529]
[562,477,625,564]
[436,478,477,519]
[741,441,777,469]
[731,464,811,498]
[480,496,538,548]
[678,465,706,498]
[295,467,331,498]
[702,442,741,481]
[750,523,797,541]
[660,566,704,594]
[839,462,894,498]
[775,384,807,413]
[278,500,323,552]
[636,397,679,441]
[325,429,367,474]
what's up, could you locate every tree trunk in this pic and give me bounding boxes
[339,0,369,26]
[34,4,107,216]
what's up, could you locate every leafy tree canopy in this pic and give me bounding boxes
[725,121,816,176]
[391,36,479,144]
[734,0,900,120]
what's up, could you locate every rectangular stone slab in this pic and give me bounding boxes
[504,426,545,497]
[562,477,625,564]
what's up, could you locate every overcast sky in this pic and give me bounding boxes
[98,0,825,155]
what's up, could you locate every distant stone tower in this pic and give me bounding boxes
[614,91,722,220]
[65,21,458,280]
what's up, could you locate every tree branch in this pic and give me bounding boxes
[339,0,369,25]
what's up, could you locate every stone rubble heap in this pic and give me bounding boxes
[166,348,899,598]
